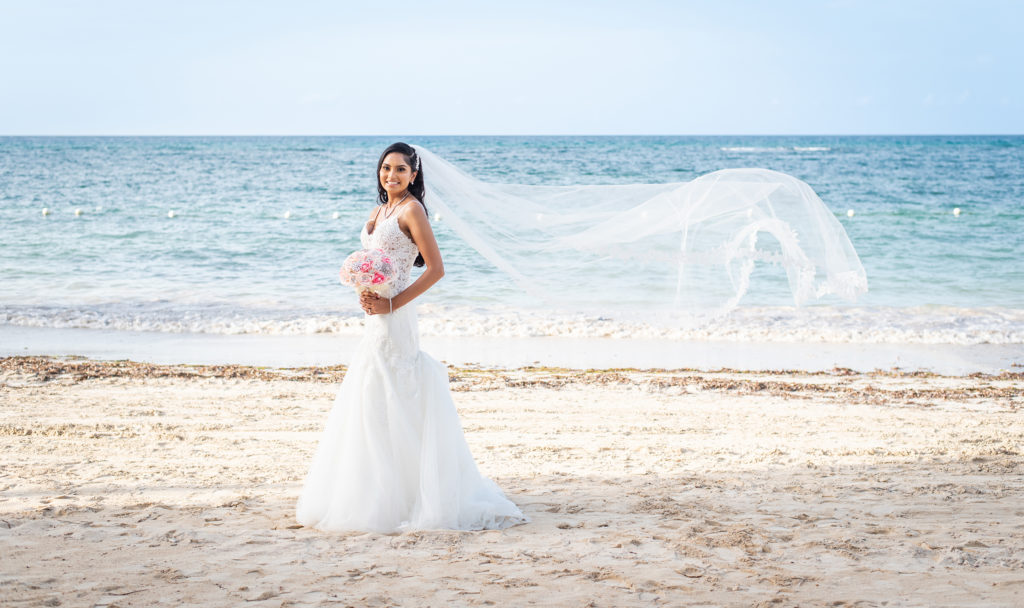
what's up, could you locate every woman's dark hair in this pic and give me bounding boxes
[375,142,428,267]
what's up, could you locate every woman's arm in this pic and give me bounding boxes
[361,202,444,314]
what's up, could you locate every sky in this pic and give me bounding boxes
[1,0,1021,135]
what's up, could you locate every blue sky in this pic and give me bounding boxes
[1,0,1021,135]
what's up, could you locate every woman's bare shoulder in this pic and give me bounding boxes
[403,199,430,223]
[397,199,429,235]
[405,198,427,216]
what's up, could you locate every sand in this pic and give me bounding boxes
[1,356,1022,607]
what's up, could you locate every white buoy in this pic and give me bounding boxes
[846,209,855,218]
[433,213,442,221]
[74,208,83,216]
[953,207,961,216]
[331,211,340,220]
[41,207,49,216]
[94,205,102,212]
[167,210,176,219]
[283,211,292,219]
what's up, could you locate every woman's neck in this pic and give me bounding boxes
[387,191,411,209]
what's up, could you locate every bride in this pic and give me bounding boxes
[295,139,867,533]
[294,142,530,533]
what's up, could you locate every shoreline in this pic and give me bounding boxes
[2,324,1022,376]
[3,354,1024,382]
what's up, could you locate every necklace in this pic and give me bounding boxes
[383,192,411,219]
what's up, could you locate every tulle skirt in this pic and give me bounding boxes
[295,304,530,533]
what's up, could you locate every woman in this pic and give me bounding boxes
[295,142,530,533]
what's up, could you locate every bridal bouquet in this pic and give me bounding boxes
[339,248,394,294]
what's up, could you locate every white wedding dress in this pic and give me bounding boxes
[295,207,530,534]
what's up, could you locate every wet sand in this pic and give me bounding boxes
[3,323,1020,375]
[1,356,1022,606]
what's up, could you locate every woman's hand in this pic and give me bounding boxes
[360,291,391,315]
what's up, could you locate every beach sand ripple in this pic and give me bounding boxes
[1,356,1022,606]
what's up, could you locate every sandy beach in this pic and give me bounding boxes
[1,355,1022,607]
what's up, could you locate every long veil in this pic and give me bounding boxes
[412,145,867,319]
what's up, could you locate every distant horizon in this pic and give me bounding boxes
[3,133,1023,138]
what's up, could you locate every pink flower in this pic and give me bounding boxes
[340,248,393,289]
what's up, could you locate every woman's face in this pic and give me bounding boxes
[379,152,416,199]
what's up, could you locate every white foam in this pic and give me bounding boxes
[1,303,1021,345]
[717,146,830,153]
[719,146,786,152]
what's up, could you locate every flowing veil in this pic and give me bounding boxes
[412,145,867,319]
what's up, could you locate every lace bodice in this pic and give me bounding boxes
[360,205,421,298]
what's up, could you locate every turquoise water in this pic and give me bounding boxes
[1,135,1021,343]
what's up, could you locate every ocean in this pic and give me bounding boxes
[1,135,1022,357]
